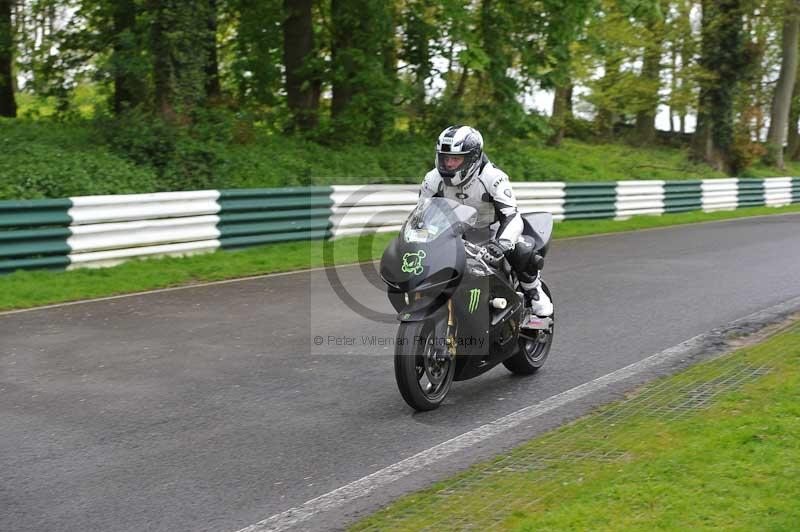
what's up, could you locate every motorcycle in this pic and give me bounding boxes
[379,197,555,411]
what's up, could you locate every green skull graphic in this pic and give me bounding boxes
[401,250,426,276]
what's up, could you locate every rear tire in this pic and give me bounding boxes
[394,319,455,411]
[503,281,555,375]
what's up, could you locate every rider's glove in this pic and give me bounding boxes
[482,240,510,268]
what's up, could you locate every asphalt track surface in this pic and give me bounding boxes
[2,213,800,532]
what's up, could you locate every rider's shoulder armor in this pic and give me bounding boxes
[476,163,511,199]
[421,169,444,197]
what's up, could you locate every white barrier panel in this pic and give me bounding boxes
[67,215,221,253]
[701,179,739,211]
[330,207,416,230]
[615,181,665,220]
[764,177,793,207]
[69,190,221,225]
[67,239,221,269]
[330,185,419,207]
[514,182,567,200]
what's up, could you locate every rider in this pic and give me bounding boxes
[419,125,553,317]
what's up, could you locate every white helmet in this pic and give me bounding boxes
[435,125,484,187]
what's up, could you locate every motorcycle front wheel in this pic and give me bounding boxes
[394,319,455,411]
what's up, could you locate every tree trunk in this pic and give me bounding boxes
[788,61,800,160]
[765,4,800,169]
[691,0,746,174]
[373,1,397,141]
[205,0,221,100]
[149,0,174,120]
[596,56,620,139]
[548,81,573,146]
[634,12,665,145]
[111,0,141,114]
[669,35,677,134]
[149,0,210,121]
[282,0,317,131]
[453,66,469,99]
[330,0,353,119]
[0,0,16,117]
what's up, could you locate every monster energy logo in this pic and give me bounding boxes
[468,288,481,313]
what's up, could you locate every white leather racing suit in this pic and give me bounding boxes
[419,155,523,250]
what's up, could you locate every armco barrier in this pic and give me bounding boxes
[0,188,332,272]
[764,177,792,207]
[562,182,617,219]
[0,199,73,272]
[66,191,222,269]
[663,180,703,213]
[0,178,797,273]
[701,178,739,211]
[737,178,766,208]
[614,181,665,219]
[217,187,333,249]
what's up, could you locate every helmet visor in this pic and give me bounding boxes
[437,152,469,175]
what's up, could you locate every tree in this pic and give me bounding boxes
[110,0,146,114]
[400,0,436,133]
[633,0,667,144]
[764,0,800,168]
[330,0,396,143]
[148,0,215,120]
[691,0,749,174]
[282,0,318,132]
[787,60,800,158]
[667,0,698,135]
[226,0,283,107]
[542,0,594,146]
[477,0,520,130]
[0,0,16,117]
[575,0,661,141]
[205,0,221,100]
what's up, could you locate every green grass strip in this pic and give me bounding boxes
[352,321,800,531]
[1,203,799,311]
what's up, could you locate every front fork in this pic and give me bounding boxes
[433,299,458,364]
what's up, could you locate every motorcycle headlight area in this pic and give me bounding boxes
[403,224,442,243]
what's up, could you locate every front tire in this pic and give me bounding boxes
[503,281,555,375]
[394,319,455,411]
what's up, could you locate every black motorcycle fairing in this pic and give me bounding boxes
[379,226,465,297]
[451,262,524,381]
[389,291,450,321]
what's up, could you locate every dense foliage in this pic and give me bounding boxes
[21,115,800,199]
[1,0,800,196]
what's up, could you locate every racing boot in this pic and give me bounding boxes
[520,275,553,317]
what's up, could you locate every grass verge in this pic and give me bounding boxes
[352,319,800,531]
[2,204,799,312]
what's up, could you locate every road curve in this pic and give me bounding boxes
[2,213,800,532]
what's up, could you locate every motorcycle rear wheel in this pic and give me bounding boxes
[503,281,555,375]
[394,319,455,411]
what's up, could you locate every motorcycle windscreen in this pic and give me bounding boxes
[403,197,477,244]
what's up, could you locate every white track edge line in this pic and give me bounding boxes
[4,210,799,317]
[235,295,800,532]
